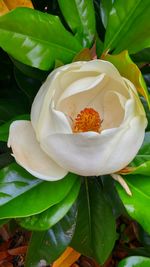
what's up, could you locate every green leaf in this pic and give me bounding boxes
[0,163,78,218]
[71,178,116,265]
[25,206,77,266]
[0,7,82,70]
[131,48,150,64]
[115,174,150,235]
[104,51,150,108]
[0,114,29,142]
[17,179,81,231]
[127,132,150,176]
[0,98,28,124]
[118,256,150,267]
[104,0,150,54]
[0,218,9,227]
[0,151,14,169]
[101,175,125,218]
[100,0,113,28]
[141,98,150,131]
[14,66,41,104]
[58,0,96,47]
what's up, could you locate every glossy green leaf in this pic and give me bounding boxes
[71,178,116,265]
[115,174,150,235]
[58,0,96,47]
[0,163,78,218]
[104,0,150,54]
[100,0,113,28]
[118,256,150,267]
[0,7,82,70]
[104,51,150,107]
[0,114,29,142]
[25,206,77,266]
[126,132,150,176]
[17,179,81,231]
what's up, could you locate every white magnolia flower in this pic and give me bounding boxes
[8,60,147,181]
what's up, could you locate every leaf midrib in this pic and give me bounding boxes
[105,0,141,50]
[85,179,92,250]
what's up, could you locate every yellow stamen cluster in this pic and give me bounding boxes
[73,108,101,133]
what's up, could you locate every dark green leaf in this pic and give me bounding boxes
[0,114,29,142]
[71,178,116,265]
[141,98,150,131]
[101,175,126,218]
[104,0,150,54]
[115,174,150,235]
[0,8,82,70]
[138,225,150,252]
[100,0,113,28]
[17,179,81,230]
[129,132,150,175]
[58,0,96,47]
[0,163,77,218]
[0,99,28,124]
[25,206,77,266]
[131,48,150,64]
[0,152,14,169]
[14,66,41,104]
[118,256,150,267]
[0,219,9,227]
[11,58,49,81]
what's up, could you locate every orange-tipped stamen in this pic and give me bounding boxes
[73,107,101,133]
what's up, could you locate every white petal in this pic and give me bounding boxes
[57,75,129,128]
[41,115,146,176]
[8,121,68,181]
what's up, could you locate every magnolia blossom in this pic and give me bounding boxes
[8,60,147,181]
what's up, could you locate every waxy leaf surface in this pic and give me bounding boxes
[0,8,82,70]
[118,256,150,267]
[25,206,77,266]
[104,0,150,54]
[17,179,81,231]
[0,163,77,218]
[71,179,116,264]
[58,0,96,47]
[116,174,150,235]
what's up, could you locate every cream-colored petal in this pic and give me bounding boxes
[78,59,125,83]
[8,121,68,181]
[57,75,129,128]
[31,61,84,138]
[41,112,146,177]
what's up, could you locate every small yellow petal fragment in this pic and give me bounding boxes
[0,0,9,16]
[52,247,80,267]
[4,0,33,9]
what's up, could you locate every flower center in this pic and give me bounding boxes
[73,108,101,133]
